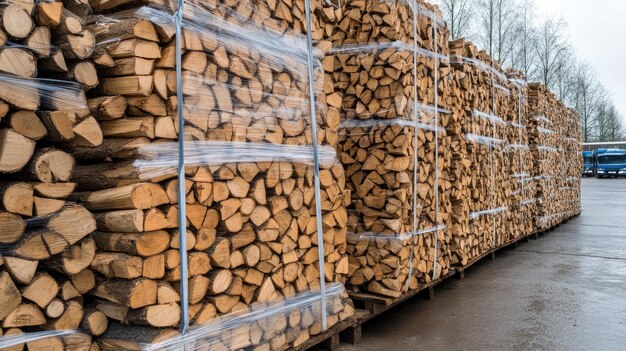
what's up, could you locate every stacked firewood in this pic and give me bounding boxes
[446,39,511,267]
[561,108,582,217]
[503,70,536,243]
[528,83,581,231]
[0,1,112,348]
[324,0,451,298]
[77,1,353,348]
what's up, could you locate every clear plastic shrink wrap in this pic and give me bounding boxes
[99,283,349,350]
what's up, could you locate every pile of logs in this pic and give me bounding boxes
[447,39,511,267]
[503,70,536,243]
[324,0,452,298]
[83,1,355,348]
[528,84,582,231]
[0,0,107,348]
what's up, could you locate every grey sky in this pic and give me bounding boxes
[535,0,626,118]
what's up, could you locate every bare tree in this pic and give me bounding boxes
[534,17,568,88]
[553,45,576,103]
[437,0,474,40]
[509,0,537,79]
[475,0,519,64]
[595,103,625,142]
[571,63,602,142]
[605,105,625,141]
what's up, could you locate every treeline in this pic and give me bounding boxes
[434,0,625,142]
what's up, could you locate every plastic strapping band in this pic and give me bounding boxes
[174,0,189,337]
[490,60,497,248]
[432,15,439,281]
[304,0,326,331]
[535,146,562,152]
[405,0,419,292]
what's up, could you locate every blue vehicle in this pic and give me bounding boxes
[582,151,595,177]
[596,149,626,178]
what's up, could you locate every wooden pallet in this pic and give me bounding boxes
[348,270,452,315]
[290,314,359,351]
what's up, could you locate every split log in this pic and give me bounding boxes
[92,230,170,257]
[0,129,36,173]
[0,47,37,78]
[91,278,157,309]
[0,5,34,40]
[3,111,47,141]
[55,30,95,60]
[0,182,34,216]
[88,95,127,120]
[0,271,21,320]
[79,182,169,210]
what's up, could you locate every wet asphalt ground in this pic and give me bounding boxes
[333,178,626,351]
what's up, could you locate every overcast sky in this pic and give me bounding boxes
[534,0,626,118]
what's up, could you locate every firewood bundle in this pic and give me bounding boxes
[0,0,117,348]
[323,0,451,298]
[69,0,351,348]
[561,108,582,216]
[528,84,581,231]
[447,39,511,267]
[503,71,537,243]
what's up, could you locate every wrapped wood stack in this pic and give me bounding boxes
[324,0,451,298]
[528,84,581,231]
[0,0,108,348]
[503,70,536,243]
[447,39,511,267]
[1,0,355,349]
[561,108,582,217]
